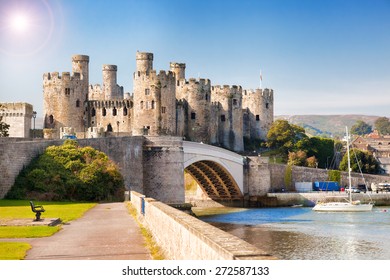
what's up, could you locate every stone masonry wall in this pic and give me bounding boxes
[268,163,390,192]
[142,136,184,204]
[131,191,273,260]
[0,137,145,199]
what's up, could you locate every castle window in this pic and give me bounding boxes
[91,107,96,117]
[151,100,155,109]
[49,115,54,124]
[107,123,113,132]
[256,115,260,121]
[161,106,166,114]
[123,107,128,116]
[138,71,140,77]
[143,126,150,135]
[205,94,209,101]
[145,89,150,95]
[140,101,144,109]
[76,99,80,108]
[113,107,117,116]
[65,88,70,95]
[221,115,226,122]
[233,99,238,106]
[102,107,107,116]
[191,112,196,120]
[266,103,269,109]
[145,101,149,110]
[177,80,180,86]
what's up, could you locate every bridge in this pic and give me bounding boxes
[183,141,244,200]
[0,136,250,204]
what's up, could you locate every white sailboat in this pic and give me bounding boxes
[312,127,373,212]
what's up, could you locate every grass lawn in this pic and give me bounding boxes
[0,242,32,260]
[0,199,97,259]
[0,200,96,223]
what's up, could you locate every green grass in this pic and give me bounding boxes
[0,200,96,239]
[0,242,32,260]
[260,149,285,164]
[0,226,60,238]
[0,199,97,260]
[0,200,96,223]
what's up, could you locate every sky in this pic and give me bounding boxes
[0,0,389,120]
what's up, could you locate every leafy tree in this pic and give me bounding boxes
[328,170,341,183]
[288,150,318,168]
[296,136,334,168]
[266,120,307,153]
[350,120,372,135]
[288,150,307,166]
[374,117,390,135]
[6,140,125,201]
[0,104,10,137]
[306,156,318,168]
[339,148,381,174]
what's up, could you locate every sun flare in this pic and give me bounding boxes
[10,13,29,32]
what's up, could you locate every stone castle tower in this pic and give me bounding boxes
[132,52,176,136]
[43,55,89,138]
[43,51,274,152]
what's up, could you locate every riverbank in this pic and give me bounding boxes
[253,192,390,207]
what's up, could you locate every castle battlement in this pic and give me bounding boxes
[243,88,273,99]
[136,52,153,61]
[157,70,175,79]
[212,85,242,91]
[43,71,81,82]
[90,84,102,91]
[72,54,89,62]
[88,99,132,109]
[181,78,211,86]
[102,64,117,71]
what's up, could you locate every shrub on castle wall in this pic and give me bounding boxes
[6,140,125,201]
[328,170,341,183]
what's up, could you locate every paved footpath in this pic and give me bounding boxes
[24,202,151,260]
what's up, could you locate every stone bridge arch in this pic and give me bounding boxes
[183,141,244,200]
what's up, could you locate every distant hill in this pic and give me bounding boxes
[275,115,381,138]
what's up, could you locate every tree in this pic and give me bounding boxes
[0,104,10,137]
[339,148,381,174]
[295,136,334,168]
[266,120,307,153]
[374,117,390,135]
[350,120,372,135]
[6,140,125,201]
[288,150,307,166]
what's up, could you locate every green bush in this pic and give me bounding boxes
[6,140,125,201]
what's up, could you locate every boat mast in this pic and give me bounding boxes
[346,126,352,203]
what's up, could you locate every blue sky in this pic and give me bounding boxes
[0,0,389,119]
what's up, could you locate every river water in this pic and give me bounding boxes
[194,206,390,260]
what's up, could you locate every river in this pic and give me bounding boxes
[194,206,390,260]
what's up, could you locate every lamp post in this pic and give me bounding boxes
[32,111,37,139]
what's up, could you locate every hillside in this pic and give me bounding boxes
[275,115,381,138]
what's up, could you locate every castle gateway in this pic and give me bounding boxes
[43,52,274,152]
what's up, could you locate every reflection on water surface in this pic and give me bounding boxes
[194,207,390,260]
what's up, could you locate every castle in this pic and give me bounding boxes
[43,52,274,152]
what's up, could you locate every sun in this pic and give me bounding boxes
[10,13,29,32]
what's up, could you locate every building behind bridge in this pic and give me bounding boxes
[43,52,274,152]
